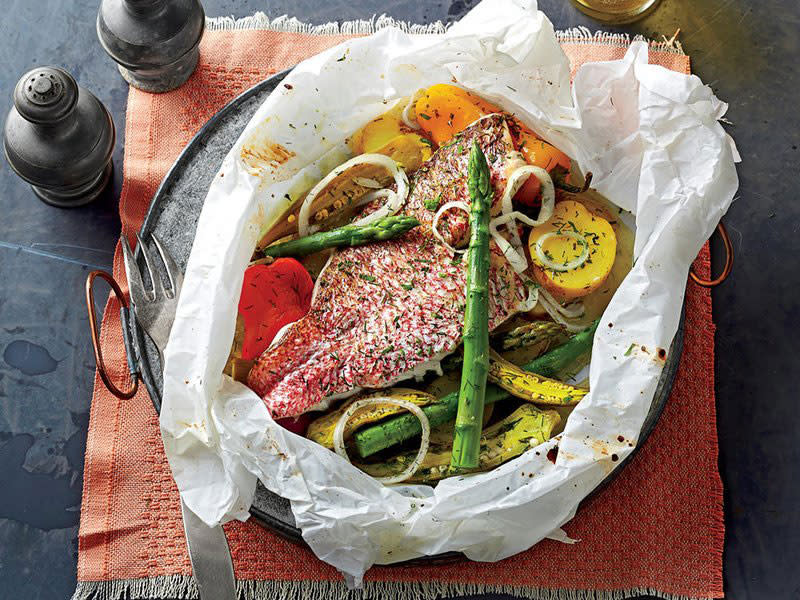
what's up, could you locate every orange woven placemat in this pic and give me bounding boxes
[74,28,724,600]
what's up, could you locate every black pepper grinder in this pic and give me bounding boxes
[3,67,115,208]
[97,0,205,93]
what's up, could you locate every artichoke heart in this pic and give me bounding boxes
[356,404,560,484]
[489,350,587,406]
[500,320,568,353]
[306,388,439,449]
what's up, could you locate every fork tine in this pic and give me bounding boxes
[150,234,183,298]
[136,233,166,299]
[121,236,150,306]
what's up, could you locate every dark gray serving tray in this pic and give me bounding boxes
[124,70,683,560]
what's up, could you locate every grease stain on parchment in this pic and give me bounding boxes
[240,119,296,177]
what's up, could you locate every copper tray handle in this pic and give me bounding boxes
[85,270,139,399]
[690,222,733,287]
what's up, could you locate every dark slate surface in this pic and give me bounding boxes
[0,0,797,599]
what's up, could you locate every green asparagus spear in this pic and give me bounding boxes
[450,142,493,471]
[261,215,420,258]
[353,319,599,459]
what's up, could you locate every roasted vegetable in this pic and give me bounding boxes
[237,259,313,360]
[529,200,617,302]
[451,142,493,471]
[488,350,587,406]
[348,100,432,171]
[353,320,599,458]
[257,160,395,249]
[414,84,502,146]
[442,345,586,406]
[500,320,568,352]
[261,215,420,258]
[428,403,494,446]
[507,121,571,206]
[356,404,560,483]
[414,84,572,210]
[571,190,635,324]
[306,389,439,450]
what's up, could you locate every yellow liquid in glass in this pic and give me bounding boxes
[570,0,661,23]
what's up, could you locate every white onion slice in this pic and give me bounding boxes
[352,190,404,227]
[489,220,528,273]
[401,89,426,130]
[489,209,551,273]
[333,397,430,485]
[500,163,556,241]
[488,164,557,274]
[432,201,471,255]
[518,279,540,312]
[537,289,586,332]
[538,287,585,318]
[533,231,589,272]
[298,154,409,237]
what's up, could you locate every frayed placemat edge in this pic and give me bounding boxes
[72,575,719,600]
[204,13,685,55]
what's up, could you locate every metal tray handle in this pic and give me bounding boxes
[85,270,140,399]
[690,221,733,287]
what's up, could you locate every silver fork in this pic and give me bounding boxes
[121,233,236,600]
[121,233,183,365]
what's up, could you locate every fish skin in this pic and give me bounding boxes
[248,115,526,418]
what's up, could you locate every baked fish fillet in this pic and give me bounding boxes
[248,114,527,417]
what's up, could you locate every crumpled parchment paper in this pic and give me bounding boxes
[159,0,739,583]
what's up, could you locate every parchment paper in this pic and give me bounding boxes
[159,0,739,583]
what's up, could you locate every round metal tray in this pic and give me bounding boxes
[128,70,684,559]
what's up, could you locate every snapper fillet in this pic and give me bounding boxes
[248,114,527,418]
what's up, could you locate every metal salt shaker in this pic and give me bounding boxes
[3,67,115,208]
[97,0,205,93]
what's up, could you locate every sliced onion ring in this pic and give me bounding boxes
[518,278,540,312]
[533,231,589,272]
[333,397,430,485]
[488,163,557,273]
[348,188,395,224]
[500,163,556,243]
[401,89,426,130]
[538,286,585,319]
[432,201,471,255]
[537,288,586,332]
[352,190,404,228]
[489,210,548,273]
[298,154,409,237]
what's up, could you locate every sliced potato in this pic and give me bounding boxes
[349,100,433,172]
[370,133,432,173]
[529,200,617,302]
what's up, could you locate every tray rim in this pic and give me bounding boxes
[128,70,683,563]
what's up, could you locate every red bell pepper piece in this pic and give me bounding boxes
[276,413,314,436]
[237,258,313,360]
